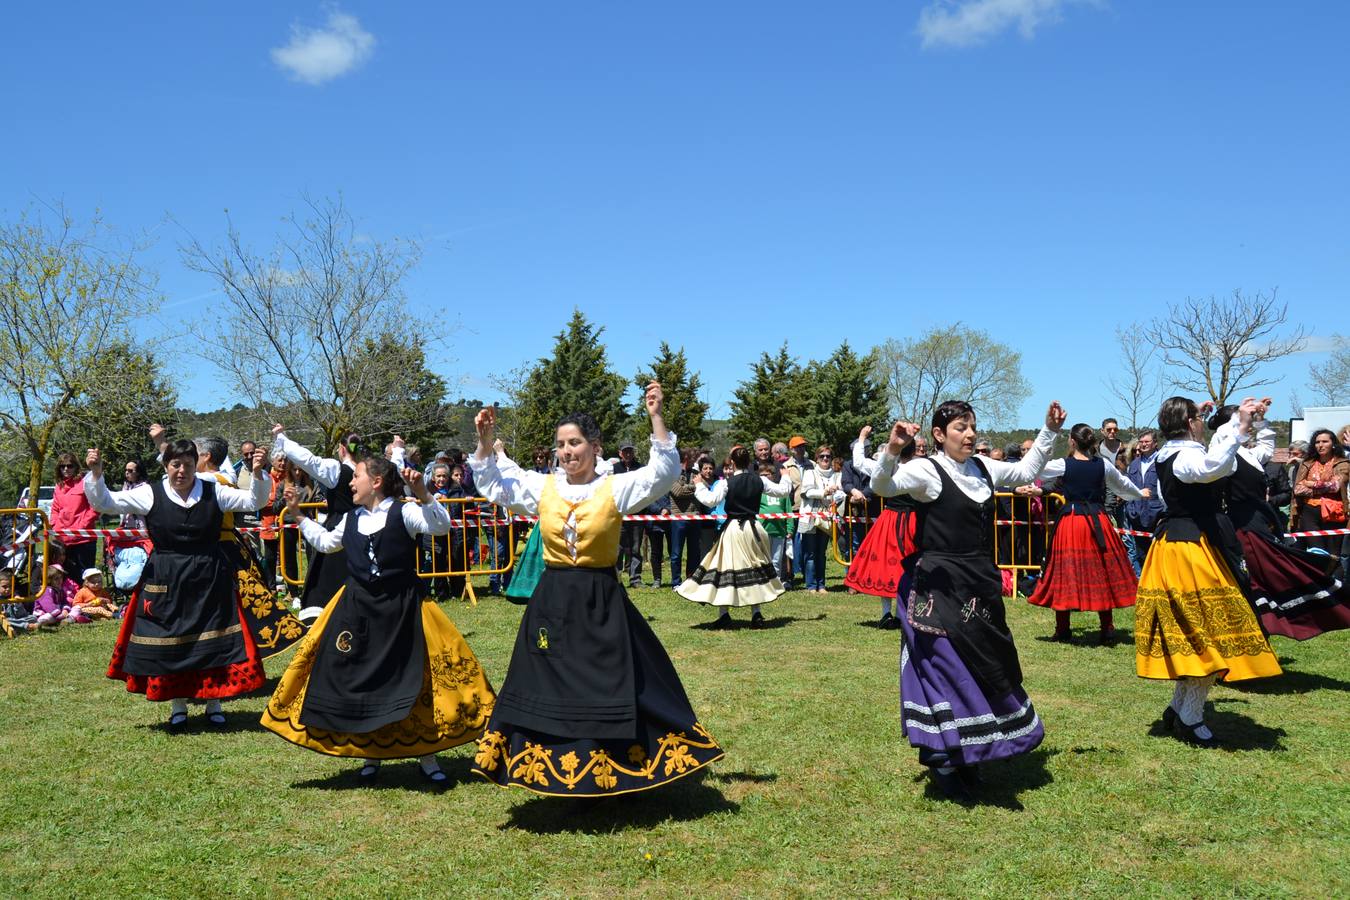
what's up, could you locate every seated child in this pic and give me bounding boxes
[32,565,73,628]
[70,568,116,621]
[2,569,40,635]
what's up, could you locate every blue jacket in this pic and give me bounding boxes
[1124,453,1166,528]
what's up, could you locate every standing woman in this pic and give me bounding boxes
[469,383,724,796]
[83,441,270,727]
[1135,397,1281,748]
[844,425,920,627]
[1290,429,1349,557]
[1209,404,1350,640]
[50,452,99,577]
[1027,423,1149,644]
[261,454,495,785]
[270,426,366,624]
[677,444,791,626]
[798,445,843,594]
[872,400,1066,801]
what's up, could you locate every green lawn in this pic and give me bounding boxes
[1,564,1347,898]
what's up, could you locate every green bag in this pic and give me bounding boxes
[504,525,545,604]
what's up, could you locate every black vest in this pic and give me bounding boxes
[1061,456,1106,504]
[146,479,223,553]
[915,457,994,557]
[724,471,765,522]
[1222,455,1282,533]
[323,464,357,528]
[342,502,418,589]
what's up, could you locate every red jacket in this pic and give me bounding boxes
[50,476,98,546]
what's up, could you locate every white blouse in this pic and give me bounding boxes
[694,471,792,507]
[1038,456,1147,502]
[1237,422,1276,472]
[272,432,353,490]
[1154,418,1250,506]
[871,427,1059,503]
[84,472,270,516]
[299,496,452,554]
[470,434,680,560]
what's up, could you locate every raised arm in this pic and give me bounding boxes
[1181,400,1258,484]
[610,383,681,513]
[215,447,271,512]
[81,449,153,516]
[468,408,546,514]
[272,426,342,489]
[1104,459,1147,501]
[980,402,1066,489]
[398,465,452,536]
[870,422,941,501]
[761,476,792,498]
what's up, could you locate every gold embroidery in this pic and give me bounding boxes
[1135,585,1275,660]
[536,628,549,650]
[128,623,242,646]
[430,652,481,689]
[560,751,580,775]
[475,731,506,772]
[142,584,168,594]
[627,744,647,765]
[335,630,353,653]
[592,751,618,791]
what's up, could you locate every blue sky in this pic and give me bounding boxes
[4,1,1347,426]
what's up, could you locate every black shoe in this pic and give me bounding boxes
[420,767,450,789]
[1099,628,1118,645]
[930,767,975,803]
[878,612,895,628]
[1162,705,1177,730]
[357,764,380,784]
[956,765,983,788]
[205,710,227,728]
[1173,719,1219,749]
[751,611,766,627]
[1050,630,1071,643]
[711,615,732,629]
[167,711,189,731]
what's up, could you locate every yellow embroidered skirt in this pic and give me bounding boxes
[1135,535,1281,682]
[260,588,496,758]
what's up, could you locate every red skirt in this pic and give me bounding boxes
[844,509,917,598]
[107,588,265,702]
[1237,528,1350,641]
[1027,512,1137,611]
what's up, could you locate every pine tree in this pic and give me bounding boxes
[728,342,809,446]
[631,342,710,448]
[801,340,890,455]
[508,310,629,455]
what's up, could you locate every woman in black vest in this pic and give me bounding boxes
[270,425,364,624]
[1135,397,1281,748]
[1027,423,1148,643]
[872,399,1065,802]
[677,445,792,626]
[261,454,495,786]
[1208,403,1350,640]
[83,441,271,728]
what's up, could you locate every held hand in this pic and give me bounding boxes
[1236,397,1261,429]
[148,423,166,443]
[850,489,866,503]
[272,423,285,438]
[1198,399,1215,418]
[493,438,505,455]
[1256,397,1273,419]
[392,434,406,450]
[1045,401,1067,431]
[886,421,920,456]
[644,381,664,419]
[402,466,428,500]
[859,424,873,441]
[85,448,102,480]
[1140,487,1152,499]
[251,448,267,474]
[475,408,496,443]
[283,485,303,519]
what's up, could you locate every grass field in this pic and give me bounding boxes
[1,563,1347,898]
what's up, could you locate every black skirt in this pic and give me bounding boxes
[473,565,723,796]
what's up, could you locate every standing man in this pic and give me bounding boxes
[1123,429,1164,575]
[1098,419,1123,468]
[753,437,777,473]
[782,437,809,587]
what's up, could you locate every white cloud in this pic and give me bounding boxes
[917,0,1099,50]
[271,9,375,85]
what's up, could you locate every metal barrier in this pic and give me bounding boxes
[830,504,870,567]
[1,507,51,637]
[417,496,516,605]
[992,491,1063,572]
[276,501,326,587]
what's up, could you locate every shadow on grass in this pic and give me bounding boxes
[499,772,739,834]
[856,619,903,631]
[291,754,479,792]
[1030,632,1130,650]
[138,708,265,735]
[1224,662,1350,695]
[708,769,778,784]
[1143,701,1288,752]
[689,613,827,632]
[914,748,1057,811]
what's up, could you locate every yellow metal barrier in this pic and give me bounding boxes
[993,491,1063,572]
[1,508,51,636]
[277,501,326,587]
[417,496,516,605]
[831,503,871,567]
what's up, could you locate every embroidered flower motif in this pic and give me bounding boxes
[474,731,505,772]
[627,744,647,765]
[663,742,696,776]
[560,751,580,775]
[591,751,618,790]
[249,595,275,617]
[512,744,550,786]
[280,618,304,639]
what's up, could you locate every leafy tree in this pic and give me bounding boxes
[874,324,1030,430]
[341,332,447,449]
[631,342,709,448]
[505,310,628,455]
[801,341,889,455]
[0,206,161,502]
[53,344,179,474]
[728,343,809,445]
[1307,335,1350,406]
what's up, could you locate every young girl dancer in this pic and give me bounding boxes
[1027,423,1149,644]
[260,453,495,785]
[845,425,920,627]
[677,444,791,626]
[1135,397,1281,747]
[872,399,1066,802]
[84,442,270,727]
[469,383,724,796]
[1208,402,1350,640]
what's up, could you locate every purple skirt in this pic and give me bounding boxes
[896,577,1044,765]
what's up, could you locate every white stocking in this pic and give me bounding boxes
[1176,674,1219,739]
[170,698,189,716]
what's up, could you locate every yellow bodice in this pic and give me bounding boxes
[538,476,622,568]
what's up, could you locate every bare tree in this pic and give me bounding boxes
[1307,335,1350,406]
[1103,324,1163,429]
[0,205,162,501]
[180,196,443,453]
[1151,289,1307,405]
[874,323,1031,429]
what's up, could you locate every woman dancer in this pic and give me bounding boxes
[1135,397,1281,748]
[844,425,919,627]
[872,399,1065,802]
[1027,423,1149,644]
[261,453,495,785]
[677,444,791,626]
[469,383,723,796]
[1208,403,1350,639]
[270,425,366,624]
[83,442,270,728]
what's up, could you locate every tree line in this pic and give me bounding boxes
[1,197,1327,506]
